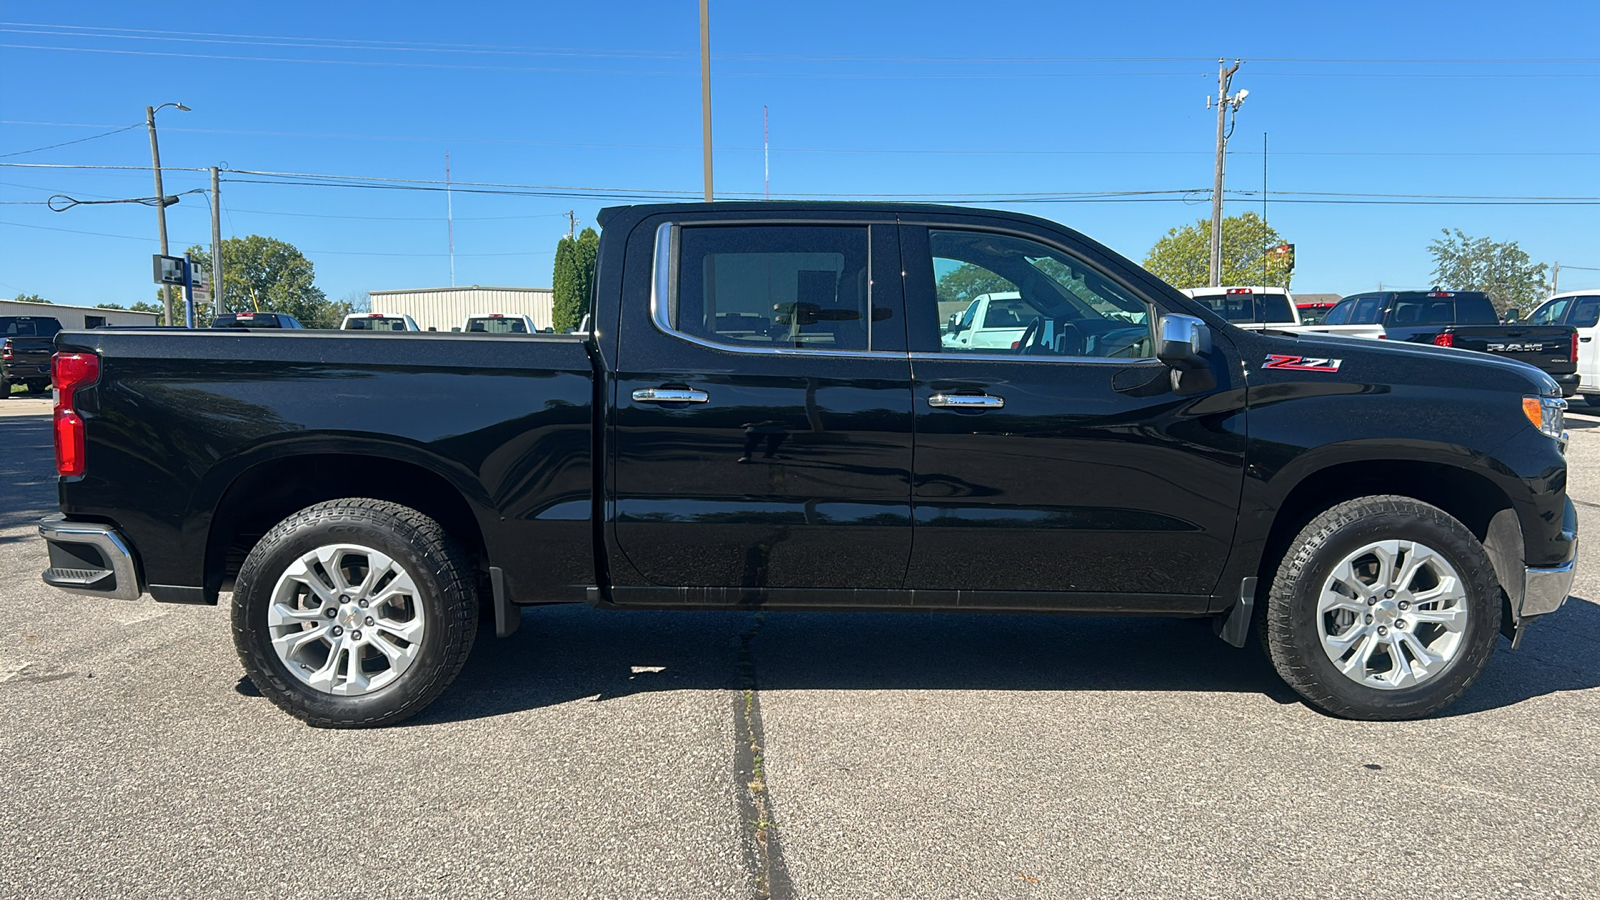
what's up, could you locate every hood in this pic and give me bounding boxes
[1245,328,1562,398]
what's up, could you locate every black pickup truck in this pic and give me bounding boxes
[1,313,62,397]
[36,203,1578,727]
[1320,290,1578,396]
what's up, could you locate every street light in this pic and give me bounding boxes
[146,102,190,325]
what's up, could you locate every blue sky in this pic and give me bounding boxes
[3,0,1599,308]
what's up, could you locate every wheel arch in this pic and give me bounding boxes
[203,450,490,603]
[1256,457,1519,595]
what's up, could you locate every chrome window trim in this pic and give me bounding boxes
[647,217,1164,365]
[909,352,1156,365]
[649,220,901,360]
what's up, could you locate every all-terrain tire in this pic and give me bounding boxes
[1263,495,1500,720]
[232,498,479,727]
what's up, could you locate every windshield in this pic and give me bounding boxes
[1188,291,1295,323]
[1,317,62,337]
[345,317,408,331]
[464,317,529,334]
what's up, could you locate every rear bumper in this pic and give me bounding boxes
[37,514,142,601]
[1553,372,1580,397]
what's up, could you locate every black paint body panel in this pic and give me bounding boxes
[50,202,1572,620]
[55,330,596,605]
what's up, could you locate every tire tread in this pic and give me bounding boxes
[231,498,478,728]
[1263,494,1499,720]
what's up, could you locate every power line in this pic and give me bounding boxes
[7,23,1600,66]
[12,162,1600,207]
[13,121,1600,159]
[0,219,551,257]
[0,122,141,159]
[0,43,1224,78]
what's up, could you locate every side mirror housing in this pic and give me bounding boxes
[1156,314,1216,394]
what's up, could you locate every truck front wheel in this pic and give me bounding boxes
[231,499,479,727]
[1264,495,1500,720]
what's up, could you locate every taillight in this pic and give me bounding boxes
[51,352,100,477]
[1,339,11,361]
[1434,333,1454,348]
[1573,331,1580,362]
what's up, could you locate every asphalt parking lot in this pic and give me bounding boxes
[2,393,1597,899]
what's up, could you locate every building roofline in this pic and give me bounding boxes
[369,286,552,295]
[0,300,159,316]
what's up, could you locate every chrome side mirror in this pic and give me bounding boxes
[1157,314,1211,370]
[1156,314,1215,394]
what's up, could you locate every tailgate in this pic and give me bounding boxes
[1449,326,1576,374]
[4,339,54,376]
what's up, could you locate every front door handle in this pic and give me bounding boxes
[928,393,1004,410]
[1581,337,1592,343]
[632,387,710,404]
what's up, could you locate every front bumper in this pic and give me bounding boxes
[1523,539,1578,617]
[38,514,142,601]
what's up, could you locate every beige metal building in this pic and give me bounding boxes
[0,300,160,329]
[368,286,555,332]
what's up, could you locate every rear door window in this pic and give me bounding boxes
[1350,296,1385,325]
[672,225,879,351]
[1323,300,1353,325]
[1568,297,1600,328]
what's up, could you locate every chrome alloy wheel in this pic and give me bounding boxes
[1318,539,1469,690]
[267,544,426,696]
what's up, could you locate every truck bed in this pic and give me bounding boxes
[54,328,598,605]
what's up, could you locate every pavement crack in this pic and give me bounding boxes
[735,613,794,900]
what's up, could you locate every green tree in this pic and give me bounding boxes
[179,236,339,327]
[1427,229,1549,316]
[128,300,165,325]
[1143,211,1292,290]
[94,302,124,309]
[936,263,1013,307]
[12,293,51,304]
[552,227,599,332]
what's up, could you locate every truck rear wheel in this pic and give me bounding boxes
[1263,495,1500,720]
[231,499,478,727]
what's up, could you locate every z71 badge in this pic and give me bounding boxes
[1263,354,1343,372]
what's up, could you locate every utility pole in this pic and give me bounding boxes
[1208,61,1244,287]
[446,151,455,287]
[764,105,770,201]
[699,0,714,202]
[1553,261,1561,296]
[566,210,577,240]
[210,166,223,317]
[148,107,173,324]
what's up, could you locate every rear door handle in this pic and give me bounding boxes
[928,393,1004,409]
[632,388,710,404]
[1581,337,1592,343]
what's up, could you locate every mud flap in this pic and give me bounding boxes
[1217,576,1257,648]
[490,566,520,638]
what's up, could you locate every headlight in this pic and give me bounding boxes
[1523,395,1567,441]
